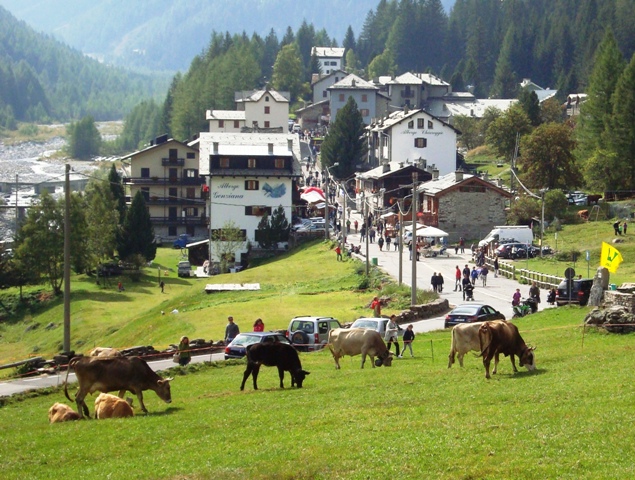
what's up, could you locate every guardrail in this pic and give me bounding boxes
[484,255,563,289]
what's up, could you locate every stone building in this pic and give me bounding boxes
[417,170,511,242]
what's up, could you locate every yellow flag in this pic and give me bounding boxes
[600,242,623,273]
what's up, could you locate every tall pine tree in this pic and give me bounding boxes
[117,190,156,262]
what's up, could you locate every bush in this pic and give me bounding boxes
[556,250,581,262]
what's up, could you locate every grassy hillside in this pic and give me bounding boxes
[0,240,432,367]
[2,307,634,479]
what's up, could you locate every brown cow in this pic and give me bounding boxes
[328,328,393,369]
[478,321,536,379]
[48,402,81,423]
[94,393,134,419]
[448,321,507,368]
[64,356,172,418]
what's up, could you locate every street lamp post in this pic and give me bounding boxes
[398,198,403,285]
[540,188,548,258]
[411,172,418,306]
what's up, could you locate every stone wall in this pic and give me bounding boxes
[437,189,508,242]
[603,290,635,313]
[393,298,450,325]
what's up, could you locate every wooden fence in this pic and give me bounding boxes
[485,256,563,289]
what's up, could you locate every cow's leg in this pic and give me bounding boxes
[136,391,148,413]
[492,352,500,375]
[251,364,261,390]
[118,389,126,398]
[277,366,285,388]
[458,352,465,367]
[75,388,89,419]
[361,351,367,369]
[241,363,253,391]
[483,356,492,379]
[509,354,518,373]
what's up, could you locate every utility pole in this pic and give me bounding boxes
[63,164,71,353]
[341,183,346,246]
[411,172,418,306]
[324,175,330,240]
[364,195,370,276]
[14,174,18,235]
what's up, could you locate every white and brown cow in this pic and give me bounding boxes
[89,347,122,357]
[64,356,172,418]
[478,321,537,379]
[94,393,134,419]
[448,321,507,368]
[48,402,81,423]
[328,328,393,369]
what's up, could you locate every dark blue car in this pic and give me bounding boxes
[224,332,292,360]
[173,234,194,249]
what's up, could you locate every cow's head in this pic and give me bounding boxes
[519,346,537,371]
[293,370,310,388]
[156,377,173,403]
[376,352,393,367]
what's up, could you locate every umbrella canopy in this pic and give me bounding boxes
[300,187,325,204]
[403,224,449,237]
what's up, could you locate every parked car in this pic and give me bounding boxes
[444,303,506,329]
[173,234,194,249]
[495,243,536,259]
[556,278,593,306]
[286,316,341,352]
[177,260,192,277]
[350,317,404,337]
[567,191,588,206]
[224,332,292,360]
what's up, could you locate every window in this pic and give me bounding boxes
[265,106,270,114]
[185,169,198,178]
[186,187,195,199]
[264,121,270,128]
[245,206,271,216]
[169,187,177,199]
[408,120,414,129]
[186,152,195,159]
[274,158,285,169]
[323,91,327,98]
[247,158,257,169]
[361,94,368,102]
[184,207,198,216]
[219,120,224,128]
[360,109,370,117]
[141,188,149,201]
[234,120,240,128]
[220,158,230,168]
[339,93,345,102]
[265,96,270,102]
[140,168,150,178]
[245,180,259,190]
[169,149,178,159]
[417,118,424,129]
[415,138,427,148]
[428,120,434,129]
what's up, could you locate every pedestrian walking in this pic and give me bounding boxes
[393,236,399,251]
[335,245,342,261]
[454,265,462,291]
[459,236,465,253]
[624,221,628,234]
[512,288,521,306]
[385,315,400,357]
[159,280,165,293]
[370,296,382,317]
[385,235,391,250]
[613,220,621,235]
[470,266,478,286]
[346,219,351,234]
[494,257,499,277]
[431,272,439,292]
[224,316,240,344]
[354,219,358,233]
[481,265,488,287]
[462,275,472,301]
[437,272,444,293]
[401,324,415,358]
[378,236,384,251]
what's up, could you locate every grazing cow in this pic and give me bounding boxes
[89,347,122,357]
[94,393,134,419]
[240,342,309,391]
[478,321,536,379]
[64,356,172,418]
[48,402,81,423]
[328,328,393,369]
[448,321,507,368]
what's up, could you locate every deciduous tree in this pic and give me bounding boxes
[272,44,304,102]
[485,104,532,161]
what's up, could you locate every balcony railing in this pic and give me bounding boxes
[401,91,415,98]
[146,196,206,206]
[161,158,185,166]
[150,216,208,226]
[123,177,204,186]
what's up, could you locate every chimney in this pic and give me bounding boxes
[455,169,464,182]
[418,158,426,169]
[398,162,404,169]
[287,139,293,151]
[404,104,409,114]
[483,172,489,181]
[268,143,274,155]
[432,169,439,180]
[352,79,356,87]
[382,162,390,174]
[213,142,219,154]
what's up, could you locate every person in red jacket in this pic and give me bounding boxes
[335,245,342,261]
[370,296,381,316]
[253,318,265,332]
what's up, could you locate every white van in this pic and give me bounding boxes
[478,226,533,247]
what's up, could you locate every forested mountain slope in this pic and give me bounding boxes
[0,6,166,125]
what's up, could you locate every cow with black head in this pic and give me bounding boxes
[240,342,310,391]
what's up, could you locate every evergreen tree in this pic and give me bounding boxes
[255,206,290,249]
[320,96,367,178]
[85,177,119,280]
[386,0,418,72]
[108,164,126,226]
[606,52,635,188]
[309,52,322,76]
[159,73,181,138]
[66,116,101,160]
[491,28,518,98]
[295,20,316,79]
[343,26,356,52]
[576,30,625,161]
[261,29,280,82]
[281,26,295,46]
[118,191,156,262]
[518,89,541,126]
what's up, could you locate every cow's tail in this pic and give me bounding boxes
[63,357,79,402]
[478,323,492,358]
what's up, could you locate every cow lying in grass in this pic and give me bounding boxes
[240,342,309,391]
[95,393,134,419]
[48,402,81,423]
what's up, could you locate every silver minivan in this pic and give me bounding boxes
[287,316,341,352]
[177,260,191,277]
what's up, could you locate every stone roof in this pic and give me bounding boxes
[206,110,246,121]
[329,74,377,90]
[235,88,290,103]
[311,47,346,58]
[418,171,511,197]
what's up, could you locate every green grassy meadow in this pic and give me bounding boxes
[1,307,634,479]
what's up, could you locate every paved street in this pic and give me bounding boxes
[339,206,548,333]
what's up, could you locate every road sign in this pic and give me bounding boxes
[564,267,576,279]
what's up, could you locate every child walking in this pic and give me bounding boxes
[400,324,416,358]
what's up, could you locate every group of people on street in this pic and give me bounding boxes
[384,314,415,358]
